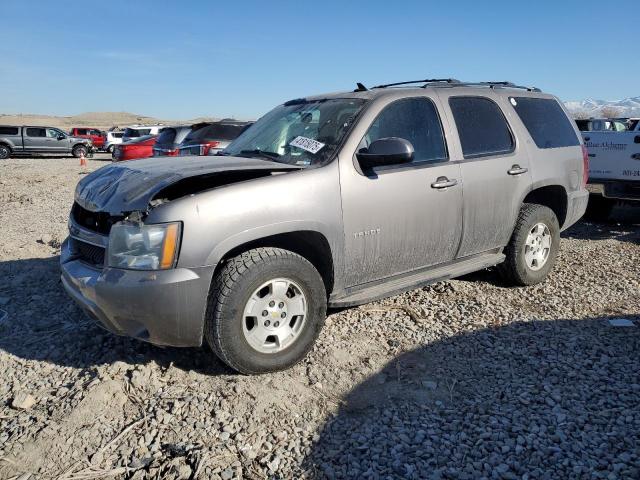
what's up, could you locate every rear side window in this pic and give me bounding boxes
[359,97,448,164]
[26,127,46,137]
[449,96,514,158]
[76,128,88,135]
[0,126,19,135]
[511,97,579,149]
[113,132,123,138]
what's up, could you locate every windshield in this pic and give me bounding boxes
[223,98,366,166]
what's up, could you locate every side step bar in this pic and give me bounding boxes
[329,252,505,308]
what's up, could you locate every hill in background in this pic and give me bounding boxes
[564,96,640,118]
[0,111,238,130]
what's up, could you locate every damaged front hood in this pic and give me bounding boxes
[75,155,300,214]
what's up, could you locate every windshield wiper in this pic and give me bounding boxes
[238,149,281,161]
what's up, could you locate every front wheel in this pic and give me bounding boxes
[204,247,327,374]
[499,203,560,286]
[107,144,114,154]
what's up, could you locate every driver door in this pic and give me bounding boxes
[46,128,68,152]
[340,96,463,287]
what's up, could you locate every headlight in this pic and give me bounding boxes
[107,222,181,270]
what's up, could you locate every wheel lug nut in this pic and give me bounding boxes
[278,302,284,308]
[269,301,275,307]
[264,320,270,327]
[262,310,268,317]
[281,312,286,318]
[274,321,280,328]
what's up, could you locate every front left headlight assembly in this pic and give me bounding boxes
[107,221,181,270]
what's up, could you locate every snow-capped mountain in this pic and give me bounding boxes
[564,97,640,117]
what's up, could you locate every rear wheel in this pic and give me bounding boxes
[72,145,88,158]
[499,203,560,286]
[204,247,327,374]
[585,195,614,222]
[0,144,11,160]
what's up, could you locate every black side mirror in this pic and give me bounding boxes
[356,137,414,170]
[634,135,640,144]
[57,134,66,140]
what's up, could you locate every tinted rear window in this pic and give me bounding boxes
[185,123,247,142]
[449,97,514,158]
[156,128,177,145]
[0,126,19,135]
[511,97,579,149]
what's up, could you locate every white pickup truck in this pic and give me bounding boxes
[582,118,640,220]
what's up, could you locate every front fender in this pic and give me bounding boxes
[204,220,334,266]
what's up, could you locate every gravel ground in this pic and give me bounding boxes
[1,156,639,480]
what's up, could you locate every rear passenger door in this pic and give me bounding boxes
[23,127,48,152]
[438,92,532,258]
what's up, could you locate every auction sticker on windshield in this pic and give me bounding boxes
[289,136,325,154]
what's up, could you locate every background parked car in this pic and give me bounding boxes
[69,128,106,150]
[112,134,157,161]
[0,125,93,159]
[575,118,629,132]
[152,125,193,157]
[104,131,124,153]
[177,120,251,156]
[122,125,165,143]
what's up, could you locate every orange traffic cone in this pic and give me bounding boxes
[80,152,87,168]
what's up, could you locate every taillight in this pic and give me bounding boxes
[201,141,220,155]
[581,145,589,186]
[168,149,178,157]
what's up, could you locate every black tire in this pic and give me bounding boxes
[498,203,560,286]
[584,195,614,222]
[0,144,11,160]
[107,145,114,154]
[72,145,88,158]
[205,247,327,374]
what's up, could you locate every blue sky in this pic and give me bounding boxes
[0,0,637,119]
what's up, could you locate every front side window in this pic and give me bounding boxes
[358,97,448,164]
[47,128,62,138]
[76,128,88,135]
[510,97,580,149]
[223,98,366,166]
[449,96,514,158]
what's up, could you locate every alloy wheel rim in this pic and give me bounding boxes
[524,222,551,271]
[242,277,307,354]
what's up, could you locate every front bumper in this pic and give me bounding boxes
[563,187,589,230]
[60,238,214,347]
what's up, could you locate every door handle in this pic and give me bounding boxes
[431,176,458,189]
[507,165,528,176]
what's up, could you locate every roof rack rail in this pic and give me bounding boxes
[366,78,540,92]
[372,78,460,89]
[429,81,541,92]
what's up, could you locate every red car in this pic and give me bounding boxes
[112,135,157,161]
[69,128,106,149]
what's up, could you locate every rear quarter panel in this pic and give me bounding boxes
[502,92,584,206]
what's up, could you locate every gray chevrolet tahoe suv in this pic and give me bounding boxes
[61,79,588,374]
[0,126,93,159]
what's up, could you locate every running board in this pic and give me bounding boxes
[329,252,505,308]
